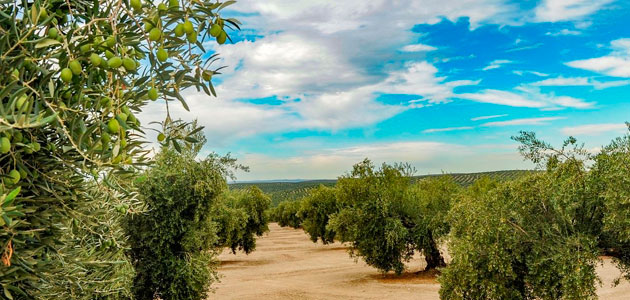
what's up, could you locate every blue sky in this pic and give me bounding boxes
[142,0,630,180]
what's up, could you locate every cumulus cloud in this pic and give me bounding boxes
[566,38,630,77]
[139,1,624,180]
[561,123,628,136]
[376,62,478,104]
[534,0,614,22]
[213,34,370,100]
[232,0,517,34]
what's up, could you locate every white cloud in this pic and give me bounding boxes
[401,43,438,52]
[482,59,513,71]
[377,62,478,104]
[482,117,564,127]
[545,29,582,36]
[139,59,477,146]
[138,93,301,148]
[423,126,474,133]
[531,76,630,89]
[457,88,593,109]
[534,0,614,22]
[561,123,628,136]
[471,114,508,121]
[233,0,518,35]
[506,43,543,52]
[214,34,370,100]
[513,70,549,77]
[289,88,405,130]
[566,38,630,77]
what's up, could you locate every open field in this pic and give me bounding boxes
[215,223,630,299]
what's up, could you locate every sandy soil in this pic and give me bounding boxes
[213,223,630,299]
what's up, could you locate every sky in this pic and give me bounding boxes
[141,0,630,181]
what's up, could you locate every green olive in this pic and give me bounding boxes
[187,32,197,43]
[108,57,123,68]
[69,60,82,75]
[174,23,185,37]
[60,68,73,83]
[210,24,221,37]
[0,137,11,154]
[90,53,102,66]
[108,118,120,133]
[48,28,58,39]
[8,169,20,184]
[130,0,142,11]
[123,58,137,71]
[217,31,227,45]
[148,88,158,101]
[183,20,194,34]
[149,28,162,41]
[157,48,168,62]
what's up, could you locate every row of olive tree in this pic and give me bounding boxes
[270,200,303,229]
[274,127,630,299]
[273,159,460,274]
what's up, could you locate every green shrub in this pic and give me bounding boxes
[125,149,226,300]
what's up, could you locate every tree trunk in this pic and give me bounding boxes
[423,231,445,270]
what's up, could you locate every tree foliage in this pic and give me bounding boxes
[125,148,225,300]
[298,185,339,244]
[327,159,459,274]
[0,0,238,297]
[271,200,303,229]
[214,186,271,254]
[440,130,630,299]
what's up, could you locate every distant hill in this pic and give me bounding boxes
[230,170,534,206]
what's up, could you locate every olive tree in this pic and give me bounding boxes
[439,131,630,299]
[298,185,339,244]
[0,0,238,297]
[272,200,303,229]
[590,125,630,281]
[125,148,226,300]
[328,159,458,274]
[214,186,271,254]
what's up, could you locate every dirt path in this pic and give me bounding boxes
[213,223,630,299]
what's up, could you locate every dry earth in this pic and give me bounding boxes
[213,223,630,299]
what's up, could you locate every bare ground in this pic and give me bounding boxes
[213,223,630,299]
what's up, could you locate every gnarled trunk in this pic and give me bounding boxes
[423,230,445,270]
